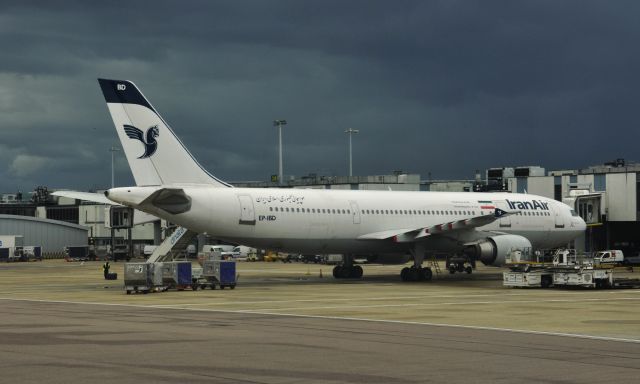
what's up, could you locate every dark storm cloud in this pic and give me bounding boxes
[1,1,640,193]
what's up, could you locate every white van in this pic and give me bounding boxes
[202,245,235,259]
[594,250,624,264]
[232,246,256,261]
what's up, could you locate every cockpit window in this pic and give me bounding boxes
[570,209,579,217]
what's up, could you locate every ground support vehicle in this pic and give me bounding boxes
[198,260,236,290]
[503,268,554,288]
[552,268,613,288]
[123,262,158,294]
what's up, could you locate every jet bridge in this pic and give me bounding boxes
[146,226,198,264]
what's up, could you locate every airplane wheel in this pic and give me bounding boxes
[422,268,433,281]
[407,267,420,282]
[351,265,363,278]
[449,266,456,274]
[400,267,410,281]
[333,266,343,279]
[465,266,473,274]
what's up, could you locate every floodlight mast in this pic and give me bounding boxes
[273,119,287,185]
[109,146,121,188]
[345,128,359,177]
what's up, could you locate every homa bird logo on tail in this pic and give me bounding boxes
[123,124,159,158]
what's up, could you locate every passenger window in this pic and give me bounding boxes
[269,207,273,211]
[286,208,290,212]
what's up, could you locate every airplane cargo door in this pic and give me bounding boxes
[495,201,511,227]
[349,201,361,224]
[237,194,256,225]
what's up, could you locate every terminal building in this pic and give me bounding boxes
[489,160,640,255]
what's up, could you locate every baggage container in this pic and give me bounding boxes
[124,262,152,294]
[161,261,193,288]
[200,260,236,289]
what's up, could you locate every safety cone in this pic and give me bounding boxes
[319,269,323,278]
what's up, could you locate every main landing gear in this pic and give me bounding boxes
[446,255,475,275]
[400,243,433,282]
[333,264,363,279]
[400,266,432,282]
[333,254,363,279]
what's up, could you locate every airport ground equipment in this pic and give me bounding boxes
[503,270,554,288]
[0,235,24,262]
[199,259,236,289]
[553,268,613,288]
[594,250,624,264]
[124,262,154,294]
[503,248,619,289]
[160,261,195,290]
[23,246,42,261]
[64,246,91,261]
[146,226,197,264]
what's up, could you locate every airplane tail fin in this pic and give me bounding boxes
[98,79,231,187]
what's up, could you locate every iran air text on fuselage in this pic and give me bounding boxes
[506,199,550,210]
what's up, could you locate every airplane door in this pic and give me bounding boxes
[237,194,256,225]
[495,201,511,227]
[349,201,361,224]
[552,205,565,228]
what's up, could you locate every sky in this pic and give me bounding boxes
[1,0,640,194]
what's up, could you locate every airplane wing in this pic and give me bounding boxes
[358,208,516,243]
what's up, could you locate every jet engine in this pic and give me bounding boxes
[463,235,532,267]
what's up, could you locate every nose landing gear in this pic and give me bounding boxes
[446,255,475,275]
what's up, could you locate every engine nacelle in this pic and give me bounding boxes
[463,235,532,266]
[365,254,412,265]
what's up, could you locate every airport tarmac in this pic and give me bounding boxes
[1,260,640,383]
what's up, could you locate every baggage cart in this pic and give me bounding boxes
[161,261,195,290]
[124,262,153,294]
[199,260,236,290]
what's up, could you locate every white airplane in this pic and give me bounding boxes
[70,79,588,281]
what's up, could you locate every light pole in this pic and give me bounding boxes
[273,119,287,185]
[344,128,359,177]
[109,146,121,188]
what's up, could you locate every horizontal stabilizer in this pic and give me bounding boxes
[51,190,117,205]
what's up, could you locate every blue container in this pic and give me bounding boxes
[218,261,236,284]
[176,262,192,285]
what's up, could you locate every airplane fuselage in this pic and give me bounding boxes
[108,186,585,256]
